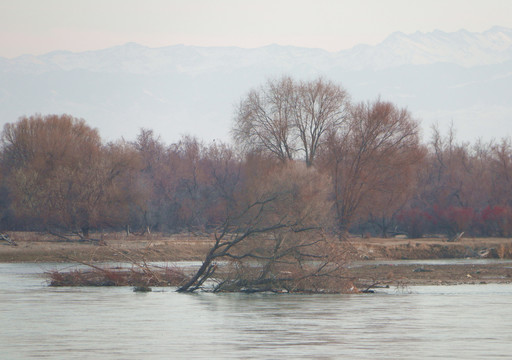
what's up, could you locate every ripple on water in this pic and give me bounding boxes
[1,263,512,359]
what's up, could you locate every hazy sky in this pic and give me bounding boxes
[1,0,512,58]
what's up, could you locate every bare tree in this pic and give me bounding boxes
[233,76,296,163]
[178,161,352,293]
[1,114,138,239]
[233,76,349,167]
[320,99,423,234]
[295,78,349,167]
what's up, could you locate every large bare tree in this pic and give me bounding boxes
[233,76,349,167]
[295,78,349,166]
[233,77,296,162]
[320,99,423,234]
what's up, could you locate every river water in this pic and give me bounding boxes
[1,263,512,359]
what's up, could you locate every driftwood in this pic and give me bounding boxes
[47,230,106,245]
[0,233,17,246]
[448,232,464,242]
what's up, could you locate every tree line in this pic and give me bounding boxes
[1,76,511,240]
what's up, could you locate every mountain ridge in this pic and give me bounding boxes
[2,27,512,74]
[0,27,511,143]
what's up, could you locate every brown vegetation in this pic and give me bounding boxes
[1,114,140,238]
[319,99,423,234]
[48,264,188,287]
[1,76,512,293]
[177,162,354,293]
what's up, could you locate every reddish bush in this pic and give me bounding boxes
[479,206,512,237]
[432,206,476,236]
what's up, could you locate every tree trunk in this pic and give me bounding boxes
[82,226,90,239]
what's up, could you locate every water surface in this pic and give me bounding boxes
[1,263,511,359]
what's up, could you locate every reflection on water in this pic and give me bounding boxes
[1,263,512,359]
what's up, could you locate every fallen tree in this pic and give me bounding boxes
[44,158,357,293]
[177,161,356,293]
[0,233,16,246]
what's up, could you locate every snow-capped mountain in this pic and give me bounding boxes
[3,26,511,74]
[335,26,512,69]
[1,27,511,143]
[0,42,333,75]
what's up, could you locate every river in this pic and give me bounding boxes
[1,263,512,359]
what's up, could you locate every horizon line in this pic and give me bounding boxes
[2,26,510,60]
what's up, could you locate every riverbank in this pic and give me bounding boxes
[348,236,512,287]
[348,262,512,290]
[350,235,512,260]
[0,232,213,263]
[1,232,511,287]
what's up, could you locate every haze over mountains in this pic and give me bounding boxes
[1,27,511,143]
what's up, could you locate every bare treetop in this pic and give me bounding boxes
[233,76,349,167]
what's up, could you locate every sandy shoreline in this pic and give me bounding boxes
[348,262,512,289]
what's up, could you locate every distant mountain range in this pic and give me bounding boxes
[1,27,511,143]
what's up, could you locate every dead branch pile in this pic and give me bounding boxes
[48,264,188,287]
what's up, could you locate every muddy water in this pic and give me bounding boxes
[1,263,512,359]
